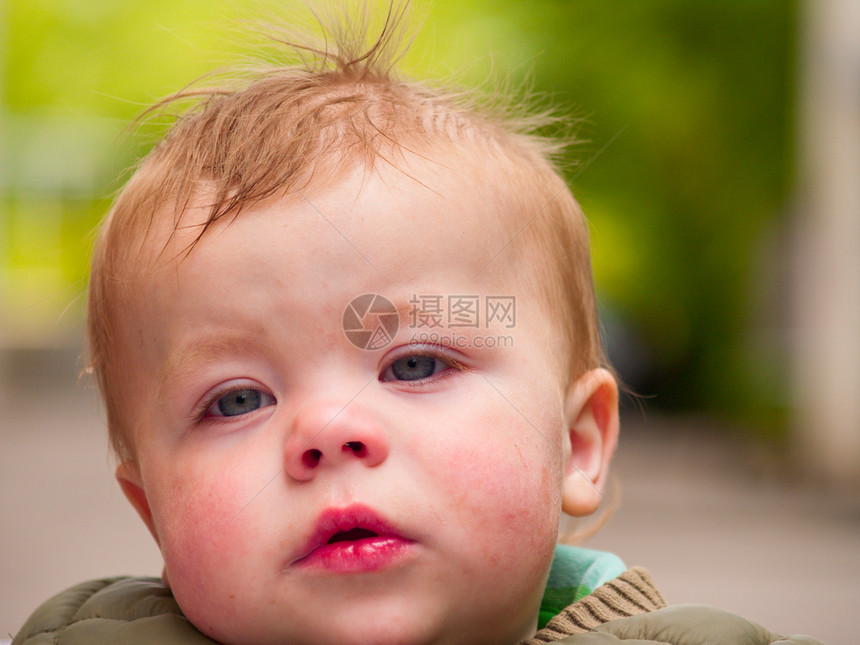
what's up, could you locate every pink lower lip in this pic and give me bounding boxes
[294,535,414,572]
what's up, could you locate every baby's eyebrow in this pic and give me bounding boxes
[392,301,449,327]
[158,335,265,393]
[395,302,417,328]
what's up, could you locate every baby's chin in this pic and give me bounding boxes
[202,623,525,645]
[195,617,448,645]
[177,584,535,645]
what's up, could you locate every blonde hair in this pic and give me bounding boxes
[88,3,607,460]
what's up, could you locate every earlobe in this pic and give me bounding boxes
[116,460,160,546]
[560,368,619,517]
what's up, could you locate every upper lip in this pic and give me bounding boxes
[291,503,408,563]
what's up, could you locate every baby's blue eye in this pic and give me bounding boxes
[209,388,275,417]
[383,355,447,382]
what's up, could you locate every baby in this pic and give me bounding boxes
[12,6,825,645]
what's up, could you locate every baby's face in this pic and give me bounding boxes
[116,156,603,645]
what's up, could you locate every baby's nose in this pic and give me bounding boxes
[283,401,389,481]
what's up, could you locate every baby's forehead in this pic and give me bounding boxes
[142,146,546,267]
[123,159,556,356]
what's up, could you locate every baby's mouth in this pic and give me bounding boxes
[292,504,415,571]
[327,528,378,543]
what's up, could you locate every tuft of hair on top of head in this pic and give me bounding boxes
[116,0,572,259]
[257,0,413,78]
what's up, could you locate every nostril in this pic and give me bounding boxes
[343,441,367,457]
[302,449,322,468]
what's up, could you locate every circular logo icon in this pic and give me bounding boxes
[342,293,399,350]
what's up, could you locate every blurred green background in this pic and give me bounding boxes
[6,6,860,640]
[0,0,798,433]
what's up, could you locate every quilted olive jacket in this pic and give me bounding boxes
[12,568,825,644]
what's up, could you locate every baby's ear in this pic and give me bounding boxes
[116,460,159,546]
[560,368,619,517]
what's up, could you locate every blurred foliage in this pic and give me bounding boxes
[1,0,797,432]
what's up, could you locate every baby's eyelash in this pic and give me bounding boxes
[437,354,471,373]
[192,389,227,423]
[379,347,474,385]
[191,384,274,423]
[404,349,469,369]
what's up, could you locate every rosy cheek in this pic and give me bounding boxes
[154,467,252,588]
[426,426,561,609]
[434,437,560,535]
